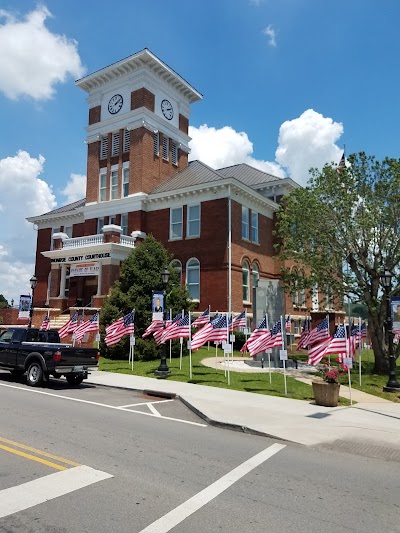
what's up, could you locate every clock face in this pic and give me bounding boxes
[161,99,174,120]
[108,94,123,114]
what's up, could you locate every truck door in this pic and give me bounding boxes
[0,329,18,366]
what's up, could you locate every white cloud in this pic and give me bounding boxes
[275,109,344,186]
[263,24,277,47]
[189,109,344,185]
[0,151,56,302]
[0,5,85,101]
[61,173,86,203]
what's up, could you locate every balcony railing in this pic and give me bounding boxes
[62,234,135,249]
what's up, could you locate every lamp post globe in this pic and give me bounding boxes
[380,270,400,391]
[155,268,171,377]
[28,274,38,328]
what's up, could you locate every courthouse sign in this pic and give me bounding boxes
[70,263,100,277]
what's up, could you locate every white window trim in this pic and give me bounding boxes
[99,171,107,202]
[242,261,250,303]
[242,206,249,241]
[123,129,130,153]
[170,259,182,284]
[171,141,178,166]
[121,213,128,235]
[153,131,159,156]
[112,131,120,156]
[100,136,108,160]
[162,136,169,161]
[186,204,201,238]
[251,211,259,243]
[186,258,200,302]
[110,166,119,200]
[122,162,129,198]
[170,207,183,240]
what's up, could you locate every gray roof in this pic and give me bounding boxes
[150,161,226,194]
[216,163,281,186]
[40,198,86,217]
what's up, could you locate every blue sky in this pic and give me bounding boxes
[0,0,399,301]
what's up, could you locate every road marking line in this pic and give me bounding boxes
[147,403,162,416]
[0,436,80,467]
[117,399,174,408]
[0,444,67,471]
[138,443,286,533]
[0,465,113,519]
[0,382,207,427]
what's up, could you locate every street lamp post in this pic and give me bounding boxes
[155,268,171,377]
[28,275,38,328]
[380,270,400,391]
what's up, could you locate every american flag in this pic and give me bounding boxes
[192,308,210,328]
[72,309,85,341]
[306,317,330,346]
[285,315,291,332]
[154,312,182,345]
[40,312,50,331]
[297,319,310,350]
[162,313,191,342]
[230,310,247,331]
[241,316,268,355]
[191,314,228,351]
[307,337,333,366]
[142,319,163,338]
[74,312,99,341]
[325,324,347,355]
[58,311,79,339]
[105,311,135,347]
[337,152,345,173]
[266,320,283,349]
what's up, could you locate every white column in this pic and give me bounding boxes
[59,264,67,297]
[96,262,102,296]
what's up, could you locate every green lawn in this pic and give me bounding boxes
[99,348,350,404]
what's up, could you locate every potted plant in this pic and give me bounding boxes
[312,363,347,407]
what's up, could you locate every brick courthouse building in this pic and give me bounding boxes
[28,49,318,331]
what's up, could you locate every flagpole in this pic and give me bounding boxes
[281,315,287,395]
[226,312,230,386]
[344,320,352,406]
[265,314,272,384]
[169,309,172,362]
[358,317,362,387]
[189,312,192,380]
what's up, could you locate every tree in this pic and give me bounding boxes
[100,235,193,359]
[0,294,8,309]
[275,152,400,374]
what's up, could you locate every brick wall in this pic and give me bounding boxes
[34,228,52,307]
[89,106,101,125]
[131,88,155,112]
[86,141,100,203]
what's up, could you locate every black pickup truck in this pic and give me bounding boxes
[0,327,99,386]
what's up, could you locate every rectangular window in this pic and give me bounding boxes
[121,214,128,235]
[187,265,200,300]
[110,170,118,199]
[171,141,178,165]
[122,166,129,197]
[50,227,60,250]
[187,204,200,238]
[251,211,259,243]
[64,226,72,238]
[294,320,300,336]
[109,215,117,226]
[153,132,159,156]
[100,136,108,159]
[99,172,107,202]
[97,217,104,234]
[112,132,120,156]
[123,129,130,153]
[170,207,183,240]
[242,206,249,240]
[162,136,169,160]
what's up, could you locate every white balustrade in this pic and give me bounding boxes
[62,234,135,249]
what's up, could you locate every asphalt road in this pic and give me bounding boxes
[0,371,399,533]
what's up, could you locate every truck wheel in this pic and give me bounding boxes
[66,375,84,386]
[26,362,44,387]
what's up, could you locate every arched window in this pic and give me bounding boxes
[252,262,259,288]
[242,260,250,302]
[170,259,182,284]
[186,258,200,300]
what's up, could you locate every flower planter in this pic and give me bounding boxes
[312,381,340,407]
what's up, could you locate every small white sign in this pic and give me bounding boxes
[224,344,232,354]
[95,333,100,341]
[187,341,191,350]
[70,262,100,277]
[343,357,353,369]
[222,340,227,349]
[152,312,163,321]
[214,341,220,346]
[279,349,288,361]
[130,335,135,346]
[266,349,272,354]
[243,328,249,335]
[230,334,235,343]
[179,337,183,344]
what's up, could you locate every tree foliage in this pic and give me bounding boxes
[0,294,8,309]
[275,152,400,373]
[100,235,193,359]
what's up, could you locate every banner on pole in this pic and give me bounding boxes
[18,295,31,319]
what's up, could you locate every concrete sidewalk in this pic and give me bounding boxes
[86,369,400,460]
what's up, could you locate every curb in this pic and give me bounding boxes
[86,378,289,441]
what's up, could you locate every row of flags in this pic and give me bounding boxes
[240,317,283,357]
[56,310,99,341]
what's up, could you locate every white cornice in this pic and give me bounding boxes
[42,242,133,262]
[83,193,148,219]
[76,49,202,104]
[27,209,85,228]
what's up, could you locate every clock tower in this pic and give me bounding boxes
[75,49,202,205]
